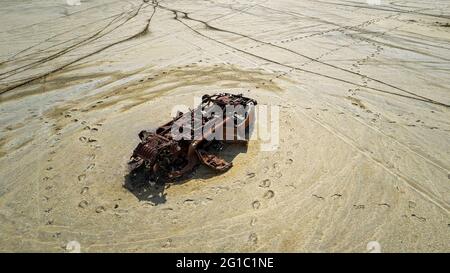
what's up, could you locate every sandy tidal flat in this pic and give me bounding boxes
[0,0,449,252]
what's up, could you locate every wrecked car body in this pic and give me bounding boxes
[128,93,257,183]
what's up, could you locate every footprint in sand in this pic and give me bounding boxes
[87,138,97,143]
[78,200,88,209]
[80,187,89,194]
[313,194,324,200]
[248,233,258,245]
[252,200,261,210]
[331,193,342,198]
[86,154,96,161]
[183,199,195,205]
[259,179,271,188]
[411,214,426,222]
[408,201,416,209]
[162,239,173,248]
[263,190,275,199]
[95,206,106,213]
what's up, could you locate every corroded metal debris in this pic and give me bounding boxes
[128,93,257,182]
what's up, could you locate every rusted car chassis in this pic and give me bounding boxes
[128,93,257,183]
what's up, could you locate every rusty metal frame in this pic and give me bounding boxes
[128,93,257,182]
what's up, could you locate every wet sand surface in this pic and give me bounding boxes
[0,0,449,252]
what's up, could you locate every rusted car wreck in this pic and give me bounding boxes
[128,93,257,183]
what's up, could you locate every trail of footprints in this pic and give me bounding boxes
[303,104,444,225]
[39,106,105,229]
[247,149,296,247]
[76,118,103,215]
[243,102,439,247]
[41,116,65,226]
[231,16,448,132]
[247,168,276,246]
[341,26,444,131]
